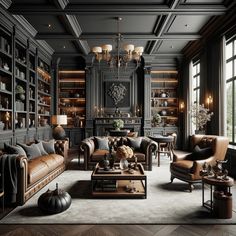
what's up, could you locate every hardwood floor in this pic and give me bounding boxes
[0,224,236,236]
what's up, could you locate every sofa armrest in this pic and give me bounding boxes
[172,150,192,162]
[54,139,69,159]
[16,155,28,205]
[80,137,95,170]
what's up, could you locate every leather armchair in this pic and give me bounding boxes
[170,135,229,192]
[81,136,157,171]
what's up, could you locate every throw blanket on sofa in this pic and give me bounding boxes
[0,154,18,204]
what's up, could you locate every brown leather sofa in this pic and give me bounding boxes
[81,136,157,171]
[170,134,229,192]
[16,139,68,205]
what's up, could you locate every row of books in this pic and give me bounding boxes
[94,180,118,192]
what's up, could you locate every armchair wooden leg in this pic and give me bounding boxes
[170,175,174,183]
[189,183,194,192]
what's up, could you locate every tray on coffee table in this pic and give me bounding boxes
[91,163,147,199]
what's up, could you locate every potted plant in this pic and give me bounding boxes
[15,84,25,101]
[152,113,162,126]
[189,103,213,133]
[113,119,124,131]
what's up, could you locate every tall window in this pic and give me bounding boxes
[191,60,200,132]
[225,36,236,144]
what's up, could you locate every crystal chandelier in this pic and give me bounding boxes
[92,17,144,68]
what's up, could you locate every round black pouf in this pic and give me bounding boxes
[38,183,72,214]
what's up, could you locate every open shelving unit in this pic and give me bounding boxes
[151,70,179,135]
[58,70,86,127]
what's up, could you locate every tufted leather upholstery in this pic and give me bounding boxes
[16,139,68,205]
[81,136,157,171]
[170,135,229,192]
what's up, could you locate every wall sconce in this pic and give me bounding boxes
[206,95,213,109]
[180,102,185,113]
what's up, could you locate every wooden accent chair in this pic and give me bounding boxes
[170,135,229,192]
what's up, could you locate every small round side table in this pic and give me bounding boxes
[202,176,234,218]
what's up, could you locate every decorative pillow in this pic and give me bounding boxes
[94,137,109,150]
[35,141,48,156]
[198,137,215,149]
[4,143,27,156]
[127,137,142,151]
[40,139,55,154]
[191,145,213,160]
[17,143,42,160]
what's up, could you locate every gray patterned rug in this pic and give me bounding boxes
[1,157,236,224]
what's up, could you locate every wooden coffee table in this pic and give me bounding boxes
[91,163,147,199]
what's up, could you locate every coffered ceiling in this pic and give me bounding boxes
[2,0,235,67]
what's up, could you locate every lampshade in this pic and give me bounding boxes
[51,115,67,125]
[92,46,102,53]
[124,44,134,53]
[102,44,112,52]
[134,46,144,55]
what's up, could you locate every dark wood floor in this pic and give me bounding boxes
[0,224,236,236]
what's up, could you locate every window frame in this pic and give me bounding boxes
[225,36,236,145]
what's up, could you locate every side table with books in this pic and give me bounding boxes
[91,163,147,199]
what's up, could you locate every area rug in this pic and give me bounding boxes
[1,158,236,224]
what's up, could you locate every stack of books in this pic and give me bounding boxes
[94,180,118,192]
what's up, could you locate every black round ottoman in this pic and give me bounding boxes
[38,183,72,214]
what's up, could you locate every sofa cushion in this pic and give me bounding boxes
[131,152,145,161]
[91,149,109,161]
[171,160,194,174]
[4,143,27,156]
[40,154,64,172]
[18,143,42,160]
[127,137,142,151]
[28,158,50,185]
[94,137,109,150]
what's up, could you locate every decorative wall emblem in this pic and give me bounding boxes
[107,83,127,105]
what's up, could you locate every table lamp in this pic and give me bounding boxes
[51,115,67,140]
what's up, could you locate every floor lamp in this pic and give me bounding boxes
[51,115,67,140]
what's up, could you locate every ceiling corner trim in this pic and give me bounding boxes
[13,15,37,37]
[65,15,82,37]
[57,0,69,10]
[37,40,55,56]
[0,0,12,9]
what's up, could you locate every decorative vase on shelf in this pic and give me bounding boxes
[119,158,129,170]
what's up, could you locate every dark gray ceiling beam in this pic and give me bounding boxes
[35,33,201,40]
[9,5,227,15]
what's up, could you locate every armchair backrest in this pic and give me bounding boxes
[190,134,229,164]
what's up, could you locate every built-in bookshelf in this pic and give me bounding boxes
[151,70,179,135]
[37,59,51,128]
[0,26,13,131]
[58,70,86,127]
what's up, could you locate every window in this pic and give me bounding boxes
[225,36,236,144]
[191,60,200,132]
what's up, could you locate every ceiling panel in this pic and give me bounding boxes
[156,40,189,53]
[76,15,157,34]
[45,39,78,53]
[24,15,68,34]
[167,15,211,33]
